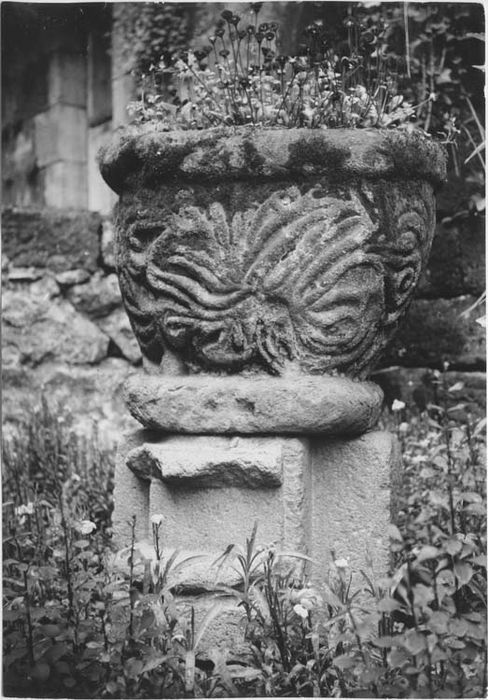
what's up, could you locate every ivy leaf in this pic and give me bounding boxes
[415,545,439,562]
[448,381,465,392]
[333,654,357,669]
[124,657,144,680]
[403,630,427,655]
[463,502,486,516]
[413,583,435,609]
[445,537,463,556]
[377,597,402,613]
[141,653,168,673]
[470,554,487,567]
[448,617,468,637]
[445,637,466,649]
[428,610,449,635]
[373,635,400,648]
[388,647,411,668]
[453,561,474,587]
[436,569,456,599]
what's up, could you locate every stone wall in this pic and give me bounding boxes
[2,207,485,441]
[373,213,486,416]
[2,208,140,442]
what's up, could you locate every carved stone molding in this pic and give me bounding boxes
[100,127,446,378]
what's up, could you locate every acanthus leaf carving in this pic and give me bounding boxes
[116,182,435,378]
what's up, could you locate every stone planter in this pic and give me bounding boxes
[99,126,446,596]
[100,126,445,380]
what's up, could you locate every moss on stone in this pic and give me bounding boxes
[286,136,349,176]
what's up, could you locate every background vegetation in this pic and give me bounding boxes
[2,2,485,698]
[3,377,486,698]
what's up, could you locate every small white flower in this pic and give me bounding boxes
[135,541,157,562]
[398,422,409,434]
[293,603,309,619]
[391,399,406,412]
[151,514,164,526]
[76,520,96,535]
[334,557,349,570]
[15,502,34,517]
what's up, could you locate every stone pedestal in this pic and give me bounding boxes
[99,125,445,610]
[113,375,400,588]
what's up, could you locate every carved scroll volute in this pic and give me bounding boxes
[100,128,445,379]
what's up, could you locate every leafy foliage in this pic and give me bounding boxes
[3,374,486,697]
[128,4,417,130]
[114,2,193,77]
[363,2,485,216]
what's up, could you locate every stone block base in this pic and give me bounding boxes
[113,429,399,587]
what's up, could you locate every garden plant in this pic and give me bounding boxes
[2,374,486,697]
[3,3,486,698]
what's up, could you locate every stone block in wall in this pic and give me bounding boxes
[2,289,109,367]
[382,296,486,370]
[55,269,91,287]
[2,208,101,271]
[98,307,141,364]
[2,358,139,443]
[48,51,87,108]
[88,122,117,215]
[2,120,42,208]
[372,366,486,417]
[3,272,60,300]
[34,104,87,167]
[100,219,116,270]
[66,272,121,318]
[43,162,88,209]
[417,216,485,298]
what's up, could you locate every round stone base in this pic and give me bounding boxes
[125,373,383,436]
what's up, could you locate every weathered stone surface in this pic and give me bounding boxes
[113,432,309,559]
[6,266,44,281]
[100,127,445,378]
[417,217,485,298]
[34,104,87,167]
[127,436,283,487]
[44,161,88,209]
[88,125,118,216]
[310,430,398,585]
[2,359,139,440]
[125,374,384,436]
[1,207,101,271]
[383,296,486,370]
[100,126,446,189]
[25,274,60,299]
[66,271,121,317]
[372,366,486,416]
[100,218,116,270]
[113,429,397,588]
[2,289,109,367]
[55,268,91,287]
[4,272,60,299]
[98,307,141,363]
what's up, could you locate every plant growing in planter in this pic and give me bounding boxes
[99,4,446,381]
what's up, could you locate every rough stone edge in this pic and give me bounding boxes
[124,373,384,437]
[99,125,447,193]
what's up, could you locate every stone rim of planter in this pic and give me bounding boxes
[99,125,447,192]
[124,374,384,436]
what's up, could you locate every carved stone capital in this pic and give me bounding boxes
[100,127,446,379]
